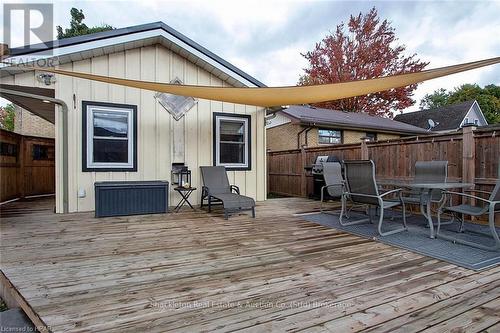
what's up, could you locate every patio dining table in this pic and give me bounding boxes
[378,181,474,238]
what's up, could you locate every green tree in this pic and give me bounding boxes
[56,8,114,39]
[0,104,16,131]
[419,88,450,109]
[420,84,500,124]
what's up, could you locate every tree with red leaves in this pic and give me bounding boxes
[299,7,428,117]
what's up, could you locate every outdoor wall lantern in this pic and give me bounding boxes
[171,163,192,188]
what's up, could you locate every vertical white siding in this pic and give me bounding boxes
[73,59,92,211]
[463,103,488,127]
[42,43,265,212]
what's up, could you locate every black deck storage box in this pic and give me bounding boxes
[95,181,169,217]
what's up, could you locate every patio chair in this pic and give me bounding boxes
[340,160,407,236]
[320,162,344,213]
[393,160,454,225]
[200,166,256,220]
[437,179,500,251]
[401,161,448,207]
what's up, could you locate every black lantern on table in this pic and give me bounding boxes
[171,163,191,188]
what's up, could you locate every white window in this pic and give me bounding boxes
[318,128,342,144]
[213,113,251,170]
[83,101,137,171]
[474,119,479,125]
[464,117,469,125]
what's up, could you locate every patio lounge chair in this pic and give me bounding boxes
[200,166,255,220]
[437,179,500,251]
[340,160,407,236]
[320,162,344,213]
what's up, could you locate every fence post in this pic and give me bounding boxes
[300,147,307,197]
[462,125,476,213]
[360,138,369,160]
[19,136,26,199]
[462,125,475,186]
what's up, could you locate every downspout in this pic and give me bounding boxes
[304,127,313,147]
[297,126,312,149]
[0,88,69,213]
[297,127,307,148]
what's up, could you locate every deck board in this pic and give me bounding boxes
[1,197,499,332]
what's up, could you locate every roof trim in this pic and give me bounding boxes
[297,118,427,135]
[5,22,265,88]
[466,100,488,125]
[279,107,429,135]
[301,120,424,136]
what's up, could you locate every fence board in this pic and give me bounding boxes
[0,129,55,202]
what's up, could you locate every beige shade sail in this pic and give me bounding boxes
[6,56,500,107]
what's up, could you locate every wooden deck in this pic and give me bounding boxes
[1,197,499,332]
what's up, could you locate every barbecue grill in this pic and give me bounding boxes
[305,155,341,200]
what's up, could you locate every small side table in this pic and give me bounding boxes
[173,187,197,212]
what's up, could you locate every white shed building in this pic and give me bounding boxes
[1,22,267,213]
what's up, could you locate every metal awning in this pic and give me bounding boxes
[0,84,55,123]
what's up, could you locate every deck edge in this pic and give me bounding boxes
[0,270,51,333]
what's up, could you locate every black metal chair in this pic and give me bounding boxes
[200,166,255,219]
[340,160,407,236]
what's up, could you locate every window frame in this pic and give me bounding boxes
[32,144,54,161]
[0,142,18,158]
[318,128,342,145]
[82,101,137,172]
[213,112,251,171]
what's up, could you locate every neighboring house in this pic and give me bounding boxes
[266,105,428,151]
[14,106,55,138]
[394,100,488,132]
[1,22,267,213]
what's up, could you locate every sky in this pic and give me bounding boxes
[2,0,500,114]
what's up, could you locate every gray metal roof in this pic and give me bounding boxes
[394,100,475,131]
[281,105,429,135]
[7,22,266,88]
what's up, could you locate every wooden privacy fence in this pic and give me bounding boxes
[267,125,499,198]
[0,129,55,202]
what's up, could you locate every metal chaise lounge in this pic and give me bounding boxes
[340,160,407,236]
[200,166,256,220]
[437,178,500,251]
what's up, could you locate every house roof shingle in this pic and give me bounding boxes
[281,105,429,135]
[393,100,475,131]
